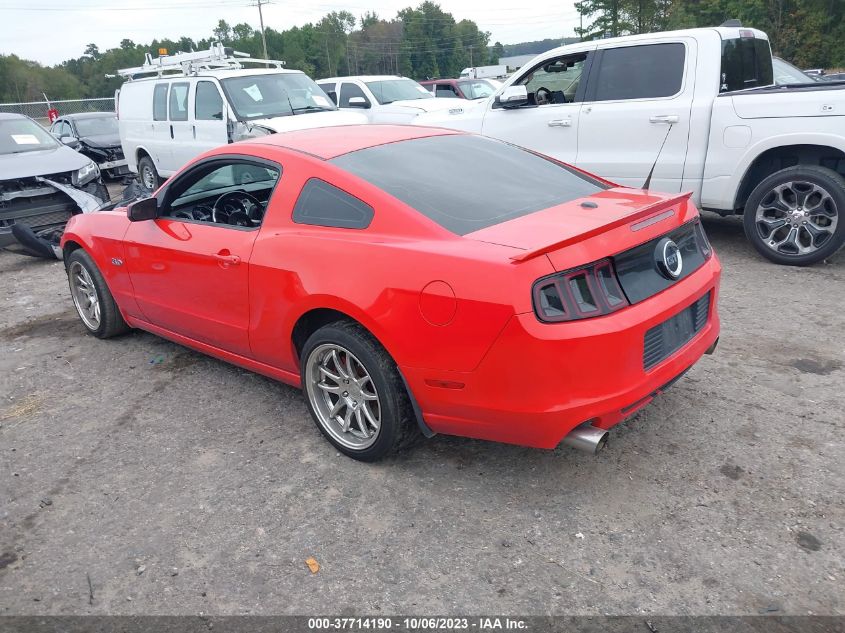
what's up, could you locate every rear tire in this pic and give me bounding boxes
[743,165,845,265]
[138,155,160,194]
[66,249,129,339]
[300,320,420,462]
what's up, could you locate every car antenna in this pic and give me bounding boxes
[642,123,674,190]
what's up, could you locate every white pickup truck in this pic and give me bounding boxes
[418,25,845,265]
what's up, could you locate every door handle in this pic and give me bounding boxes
[649,115,679,124]
[213,251,241,266]
[170,124,174,139]
[547,118,572,127]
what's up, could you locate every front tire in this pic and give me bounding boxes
[66,249,129,339]
[138,155,160,194]
[301,321,419,462]
[743,165,845,265]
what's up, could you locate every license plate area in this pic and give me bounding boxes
[643,292,710,370]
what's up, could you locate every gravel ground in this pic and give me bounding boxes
[0,214,843,616]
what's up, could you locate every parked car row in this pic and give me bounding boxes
[3,26,844,268]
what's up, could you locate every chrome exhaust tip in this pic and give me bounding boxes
[561,422,609,454]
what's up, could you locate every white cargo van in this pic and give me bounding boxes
[116,44,367,192]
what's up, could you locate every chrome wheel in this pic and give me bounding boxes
[755,181,839,256]
[69,261,100,331]
[304,343,381,450]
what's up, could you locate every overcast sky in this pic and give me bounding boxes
[2,0,581,66]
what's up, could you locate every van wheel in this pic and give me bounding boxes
[743,165,844,266]
[138,155,160,193]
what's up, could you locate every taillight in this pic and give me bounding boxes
[532,258,630,323]
[693,219,713,260]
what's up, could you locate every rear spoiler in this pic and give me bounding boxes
[509,191,693,263]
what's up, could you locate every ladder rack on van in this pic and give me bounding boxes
[113,43,286,80]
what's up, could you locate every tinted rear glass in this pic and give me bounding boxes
[331,135,607,235]
[720,36,774,92]
[593,43,685,101]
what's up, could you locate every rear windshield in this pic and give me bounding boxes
[720,36,774,92]
[330,135,607,235]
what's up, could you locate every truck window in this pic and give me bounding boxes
[169,82,190,121]
[720,37,774,92]
[195,81,224,120]
[317,83,338,105]
[518,53,588,105]
[339,82,369,107]
[153,84,168,121]
[592,43,685,101]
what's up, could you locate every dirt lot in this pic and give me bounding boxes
[0,215,843,616]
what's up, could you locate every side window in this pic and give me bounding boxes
[519,53,588,105]
[169,82,189,121]
[293,178,373,229]
[164,160,280,228]
[339,82,369,108]
[592,43,685,101]
[195,81,224,120]
[317,83,338,105]
[435,84,457,98]
[153,84,168,121]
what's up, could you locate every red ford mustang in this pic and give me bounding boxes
[61,125,720,461]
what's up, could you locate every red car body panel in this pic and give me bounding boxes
[61,125,721,450]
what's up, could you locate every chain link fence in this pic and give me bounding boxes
[0,98,115,125]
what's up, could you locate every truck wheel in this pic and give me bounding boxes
[138,155,160,193]
[743,165,844,265]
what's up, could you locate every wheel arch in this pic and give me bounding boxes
[734,143,845,211]
[290,305,435,438]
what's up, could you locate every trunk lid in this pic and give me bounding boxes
[465,187,693,270]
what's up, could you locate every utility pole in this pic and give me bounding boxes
[254,0,269,60]
[468,45,473,67]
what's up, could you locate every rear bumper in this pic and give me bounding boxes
[401,256,721,449]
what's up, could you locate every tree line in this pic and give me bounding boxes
[575,0,844,70]
[0,0,842,103]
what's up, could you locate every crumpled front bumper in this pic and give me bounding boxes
[0,177,108,257]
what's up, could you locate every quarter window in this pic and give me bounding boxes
[292,179,373,229]
[169,82,190,121]
[195,81,224,120]
[153,84,168,121]
[592,43,685,101]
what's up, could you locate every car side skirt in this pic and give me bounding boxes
[125,315,302,388]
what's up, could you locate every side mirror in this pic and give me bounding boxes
[60,136,79,147]
[127,197,158,221]
[495,85,529,108]
[348,96,371,109]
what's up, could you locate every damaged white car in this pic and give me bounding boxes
[0,113,109,259]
